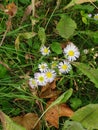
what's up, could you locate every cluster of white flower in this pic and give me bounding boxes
[29,67,56,88]
[29,42,80,89]
[88,13,98,20]
[94,14,98,20]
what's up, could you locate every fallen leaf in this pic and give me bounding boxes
[15,32,36,51]
[35,1,42,8]
[45,100,74,128]
[21,4,32,24]
[61,41,70,49]
[39,80,61,99]
[40,89,61,99]
[0,111,26,130]
[25,54,35,63]
[0,4,5,10]
[5,3,17,17]
[12,113,40,130]
[0,17,12,46]
[6,18,12,31]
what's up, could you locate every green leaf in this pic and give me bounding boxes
[93,31,98,43]
[0,111,26,130]
[72,62,98,88]
[82,17,88,24]
[0,64,8,78]
[51,88,73,107]
[70,98,82,110]
[38,27,46,44]
[56,15,77,39]
[15,32,36,51]
[62,120,85,130]
[73,4,95,12]
[50,42,62,54]
[71,104,98,129]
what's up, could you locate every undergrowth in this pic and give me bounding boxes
[0,0,98,130]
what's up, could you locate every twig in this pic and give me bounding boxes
[0,17,11,47]
[45,0,61,30]
[88,0,98,9]
[32,0,35,17]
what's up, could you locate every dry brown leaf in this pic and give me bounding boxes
[0,111,25,130]
[0,4,5,10]
[35,1,42,8]
[50,79,58,89]
[45,100,74,128]
[40,89,61,99]
[5,3,17,17]
[61,41,70,49]
[39,81,61,99]
[25,54,35,63]
[21,4,32,24]
[12,113,40,130]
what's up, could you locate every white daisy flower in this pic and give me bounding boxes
[34,73,47,86]
[29,78,38,89]
[58,61,72,74]
[88,14,92,18]
[94,14,98,20]
[83,49,89,54]
[45,69,56,83]
[40,45,50,56]
[38,63,48,72]
[63,42,80,61]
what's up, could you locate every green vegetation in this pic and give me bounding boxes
[0,0,98,130]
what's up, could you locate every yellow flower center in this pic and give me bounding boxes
[41,65,45,69]
[68,50,74,56]
[44,48,48,53]
[62,64,68,70]
[39,77,44,82]
[46,72,52,78]
[32,80,36,85]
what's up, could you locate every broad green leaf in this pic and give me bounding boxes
[38,27,46,44]
[63,0,97,10]
[56,15,77,39]
[0,111,26,130]
[50,88,73,107]
[50,42,62,54]
[62,120,85,130]
[82,17,88,24]
[15,32,36,51]
[70,98,82,110]
[72,62,98,88]
[71,104,98,129]
[73,4,95,12]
